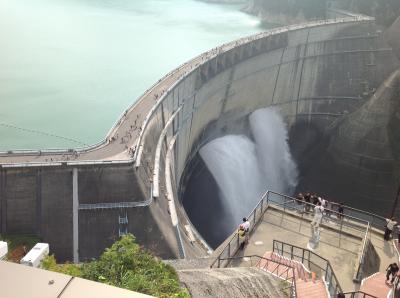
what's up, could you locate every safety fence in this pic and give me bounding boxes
[273,239,342,297]
[342,291,378,298]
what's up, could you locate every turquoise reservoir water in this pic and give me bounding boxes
[0,0,263,150]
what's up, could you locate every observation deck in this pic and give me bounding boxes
[209,191,400,297]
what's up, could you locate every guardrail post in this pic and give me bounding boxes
[339,218,343,248]
[261,199,264,213]
[325,263,329,284]
[228,243,231,258]
[218,257,221,268]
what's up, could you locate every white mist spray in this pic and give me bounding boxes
[199,107,298,232]
[199,135,265,230]
[249,108,298,194]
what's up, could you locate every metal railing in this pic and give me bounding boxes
[273,240,342,297]
[216,255,297,297]
[210,190,270,268]
[328,202,386,231]
[341,291,378,298]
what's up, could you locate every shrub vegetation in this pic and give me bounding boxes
[42,234,189,298]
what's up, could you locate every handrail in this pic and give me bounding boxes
[267,190,371,225]
[273,239,343,296]
[209,190,270,268]
[328,201,386,229]
[217,255,297,297]
[355,222,370,281]
[341,291,378,298]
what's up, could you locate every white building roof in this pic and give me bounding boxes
[0,260,153,298]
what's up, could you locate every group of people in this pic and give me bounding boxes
[295,192,345,221]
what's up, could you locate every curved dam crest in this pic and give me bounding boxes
[1,15,400,262]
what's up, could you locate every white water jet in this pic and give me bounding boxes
[249,108,298,194]
[199,135,264,230]
[199,107,298,231]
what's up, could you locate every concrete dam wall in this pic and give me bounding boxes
[138,17,399,247]
[1,16,399,261]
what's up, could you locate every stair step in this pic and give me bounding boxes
[360,272,392,297]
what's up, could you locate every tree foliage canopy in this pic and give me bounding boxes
[42,234,189,298]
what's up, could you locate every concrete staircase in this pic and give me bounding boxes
[360,272,392,297]
[260,252,328,298]
[177,267,289,298]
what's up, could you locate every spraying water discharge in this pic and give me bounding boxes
[194,107,298,245]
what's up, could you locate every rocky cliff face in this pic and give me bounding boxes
[241,1,305,25]
[242,0,326,25]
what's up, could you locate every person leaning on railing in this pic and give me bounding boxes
[304,192,311,213]
[240,218,250,245]
[384,217,398,241]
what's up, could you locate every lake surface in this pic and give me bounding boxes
[0,0,263,150]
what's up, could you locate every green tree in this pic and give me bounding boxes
[42,234,189,298]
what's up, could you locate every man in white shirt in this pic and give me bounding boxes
[311,202,324,227]
[241,217,250,232]
[240,218,250,244]
[318,197,326,208]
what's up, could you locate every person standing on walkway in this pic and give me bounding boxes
[394,224,400,246]
[238,226,246,250]
[311,202,324,227]
[241,217,250,232]
[384,217,398,240]
[338,203,344,220]
[386,263,399,284]
[304,192,311,213]
[318,197,327,208]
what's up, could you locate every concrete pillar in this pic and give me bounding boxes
[36,169,42,237]
[0,170,6,234]
[72,168,79,263]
